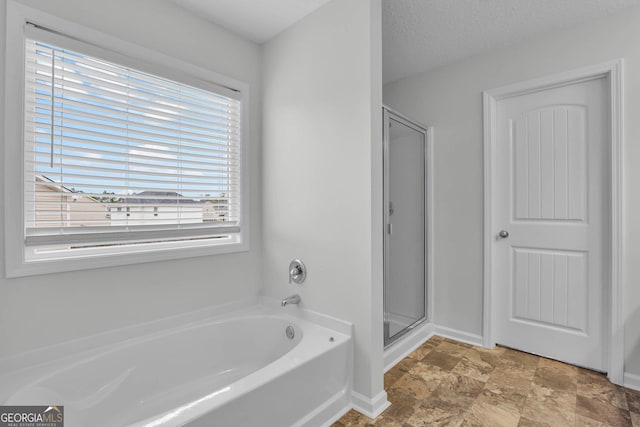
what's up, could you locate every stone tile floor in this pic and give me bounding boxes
[333,335,640,426]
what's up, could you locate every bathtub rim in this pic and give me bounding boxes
[0,296,352,377]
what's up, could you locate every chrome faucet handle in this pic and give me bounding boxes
[290,266,302,278]
[288,259,306,284]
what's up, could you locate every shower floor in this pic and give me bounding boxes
[385,312,424,343]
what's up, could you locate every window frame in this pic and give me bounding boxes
[4,1,250,278]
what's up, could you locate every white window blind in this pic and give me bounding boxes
[23,27,242,256]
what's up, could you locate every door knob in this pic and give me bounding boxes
[499,230,509,238]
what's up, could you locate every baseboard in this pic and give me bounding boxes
[432,324,484,347]
[356,324,483,422]
[383,322,485,372]
[384,322,434,372]
[351,390,391,419]
[624,372,640,392]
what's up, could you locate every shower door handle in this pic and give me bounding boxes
[388,223,392,234]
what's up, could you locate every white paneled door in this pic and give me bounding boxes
[493,77,608,371]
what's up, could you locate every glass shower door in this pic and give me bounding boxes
[383,107,427,347]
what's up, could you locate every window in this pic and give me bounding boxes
[5,5,248,276]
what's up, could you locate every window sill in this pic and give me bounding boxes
[6,239,249,278]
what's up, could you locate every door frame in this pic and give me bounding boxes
[482,60,624,383]
[382,105,434,347]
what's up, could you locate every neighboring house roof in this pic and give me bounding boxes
[36,175,75,194]
[36,175,102,204]
[35,179,208,206]
[122,191,205,205]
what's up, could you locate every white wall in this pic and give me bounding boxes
[262,0,385,402]
[0,0,263,357]
[383,6,640,376]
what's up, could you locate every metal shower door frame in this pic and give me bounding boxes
[382,106,430,348]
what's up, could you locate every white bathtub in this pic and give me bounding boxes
[0,302,352,427]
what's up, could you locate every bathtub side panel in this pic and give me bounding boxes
[185,339,350,427]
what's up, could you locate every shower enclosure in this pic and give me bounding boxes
[383,106,428,347]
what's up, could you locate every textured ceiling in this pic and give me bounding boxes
[173,0,640,83]
[172,0,332,43]
[382,0,640,84]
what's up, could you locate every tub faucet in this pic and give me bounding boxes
[281,294,301,307]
